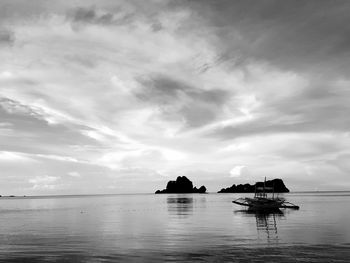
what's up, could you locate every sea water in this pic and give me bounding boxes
[0,192,349,262]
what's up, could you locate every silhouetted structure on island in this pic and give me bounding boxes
[155,176,207,194]
[218,178,289,193]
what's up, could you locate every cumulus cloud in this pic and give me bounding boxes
[229,166,246,178]
[68,171,81,177]
[0,29,14,45]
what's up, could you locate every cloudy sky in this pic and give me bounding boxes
[1,0,350,195]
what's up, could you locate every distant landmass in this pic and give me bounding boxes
[218,178,289,193]
[155,176,207,194]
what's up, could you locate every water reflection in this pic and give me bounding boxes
[1,193,350,261]
[235,209,284,244]
[167,195,193,218]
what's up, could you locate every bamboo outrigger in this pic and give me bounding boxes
[232,178,299,210]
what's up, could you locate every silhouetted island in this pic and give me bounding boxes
[155,176,207,194]
[218,178,289,193]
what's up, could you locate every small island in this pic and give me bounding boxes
[155,176,207,194]
[218,178,289,193]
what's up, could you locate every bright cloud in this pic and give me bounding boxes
[68,171,81,178]
[229,166,246,178]
[0,151,32,162]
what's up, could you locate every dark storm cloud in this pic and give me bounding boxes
[137,75,229,127]
[70,7,113,24]
[137,76,185,101]
[179,105,217,127]
[68,6,134,26]
[177,0,350,75]
[137,76,228,105]
[0,29,14,45]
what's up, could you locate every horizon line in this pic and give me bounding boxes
[1,190,350,198]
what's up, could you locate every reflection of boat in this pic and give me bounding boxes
[234,209,283,244]
[254,210,280,243]
[232,178,299,211]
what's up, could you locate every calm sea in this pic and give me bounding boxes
[0,192,349,262]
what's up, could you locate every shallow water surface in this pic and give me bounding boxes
[0,192,349,262]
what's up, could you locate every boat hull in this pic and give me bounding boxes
[232,197,299,210]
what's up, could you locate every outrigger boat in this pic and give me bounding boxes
[232,178,299,211]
